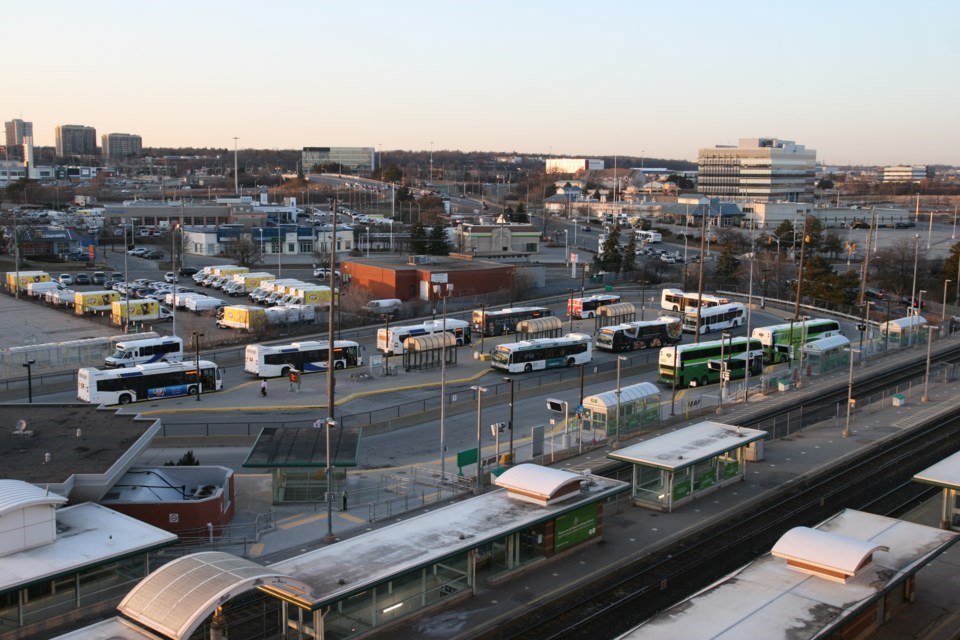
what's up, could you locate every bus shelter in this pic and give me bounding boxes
[596,302,637,329]
[880,316,927,348]
[581,381,660,440]
[608,421,767,512]
[402,333,457,371]
[517,316,563,341]
[801,334,850,375]
[913,450,960,531]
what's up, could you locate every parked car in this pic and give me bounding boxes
[58,273,73,286]
[128,247,147,256]
[92,271,107,285]
[74,274,92,285]
[178,267,199,277]
[164,272,177,283]
[143,250,164,259]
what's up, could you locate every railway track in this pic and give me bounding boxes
[478,347,960,640]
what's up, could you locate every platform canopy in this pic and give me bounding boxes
[913,450,960,489]
[802,334,850,352]
[608,421,766,471]
[243,426,361,468]
[584,381,660,410]
[404,333,456,350]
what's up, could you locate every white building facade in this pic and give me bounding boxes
[698,138,817,203]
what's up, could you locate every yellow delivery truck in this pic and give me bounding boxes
[75,290,120,315]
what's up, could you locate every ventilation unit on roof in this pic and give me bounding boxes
[11,419,33,437]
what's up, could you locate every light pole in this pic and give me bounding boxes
[922,325,936,403]
[503,377,515,465]
[718,331,731,411]
[943,279,952,338]
[471,385,487,495]
[614,356,626,447]
[171,223,179,339]
[381,313,392,375]
[123,219,130,334]
[22,359,35,403]
[233,137,239,195]
[670,344,678,416]
[429,141,434,186]
[434,282,453,475]
[192,332,203,401]
[843,347,858,437]
[909,233,920,347]
[323,417,337,542]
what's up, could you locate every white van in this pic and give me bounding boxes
[105,336,184,368]
[362,298,402,317]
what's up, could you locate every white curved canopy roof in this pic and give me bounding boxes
[119,551,314,639]
[772,526,889,581]
[0,479,66,516]
[405,332,456,350]
[494,463,583,500]
[584,382,661,410]
[517,316,563,332]
[802,334,850,352]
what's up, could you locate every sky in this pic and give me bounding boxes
[5,1,959,166]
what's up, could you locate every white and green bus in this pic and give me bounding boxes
[681,302,746,334]
[491,333,592,373]
[751,318,843,364]
[658,337,763,388]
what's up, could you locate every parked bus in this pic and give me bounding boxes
[377,318,471,356]
[104,336,184,368]
[78,360,222,405]
[244,340,363,378]
[658,337,763,388]
[635,230,662,243]
[567,294,622,319]
[752,318,844,364]
[682,302,746,334]
[471,306,553,337]
[596,317,682,352]
[491,333,592,373]
[660,288,730,312]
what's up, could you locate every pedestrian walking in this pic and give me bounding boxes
[260,379,268,397]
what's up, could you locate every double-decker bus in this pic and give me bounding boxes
[104,336,184,368]
[78,360,222,405]
[471,306,553,337]
[377,318,471,355]
[567,294,622,319]
[658,337,763,388]
[660,288,730,312]
[752,318,843,364]
[596,317,682,352]
[682,302,746,334]
[491,333,592,373]
[245,340,364,377]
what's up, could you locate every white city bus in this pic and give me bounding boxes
[377,319,471,356]
[491,333,592,373]
[660,289,730,313]
[104,336,184,368]
[245,340,364,377]
[681,302,747,334]
[78,360,222,405]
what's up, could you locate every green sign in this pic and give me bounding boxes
[604,285,613,292]
[673,479,692,501]
[457,448,478,475]
[554,504,598,552]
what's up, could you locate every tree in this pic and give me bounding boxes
[409,223,428,254]
[383,164,403,183]
[822,230,845,260]
[773,220,796,249]
[223,237,262,268]
[714,245,742,288]
[817,178,835,190]
[622,233,637,273]
[511,202,529,223]
[667,173,695,190]
[800,215,824,255]
[427,223,451,256]
[595,224,623,273]
[164,450,200,466]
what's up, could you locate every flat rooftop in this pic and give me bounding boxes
[913,449,960,489]
[343,255,512,272]
[625,509,959,639]
[608,421,767,471]
[0,502,177,592]
[0,405,153,484]
[269,472,629,608]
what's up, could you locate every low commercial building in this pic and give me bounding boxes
[343,256,516,302]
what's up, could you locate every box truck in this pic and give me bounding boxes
[6,271,51,293]
[26,280,65,299]
[75,290,120,315]
[111,299,173,324]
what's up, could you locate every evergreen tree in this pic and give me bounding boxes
[595,224,623,273]
[714,244,742,288]
[622,232,638,273]
[410,223,429,254]
[427,223,451,255]
[512,203,529,223]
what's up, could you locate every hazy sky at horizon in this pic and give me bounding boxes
[6,1,958,165]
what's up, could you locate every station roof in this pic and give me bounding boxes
[267,468,628,609]
[52,617,166,640]
[584,382,660,411]
[493,464,585,505]
[404,333,457,350]
[623,509,958,640]
[0,502,177,593]
[913,449,960,489]
[771,526,888,583]
[517,316,563,332]
[0,479,67,516]
[801,334,850,352]
[607,421,766,471]
[243,426,361,468]
[881,316,927,331]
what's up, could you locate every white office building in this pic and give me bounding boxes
[698,137,817,203]
[546,157,604,174]
[882,165,930,182]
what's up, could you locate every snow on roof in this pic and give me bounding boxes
[801,334,850,352]
[771,527,888,582]
[608,421,766,471]
[268,472,627,608]
[913,449,960,489]
[584,382,661,411]
[622,510,958,640]
[0,479,67,516]
[0,502,177,591]
[494,464,584,504]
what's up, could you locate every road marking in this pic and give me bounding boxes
[341,513,366,523]
[248,543,265,557]
[278,513,328,529]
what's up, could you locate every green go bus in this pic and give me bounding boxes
[751,318,843,364]
[658,337,763,388]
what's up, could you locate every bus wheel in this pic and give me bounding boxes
[335,361,345,370]
[566,357,575,367]
[281,367,290,378]
[187,386,198,395]
[119,394,132,405]
[524,363,533,373]
[700,376,709,387]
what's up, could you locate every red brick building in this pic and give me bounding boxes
[343,256,516,301]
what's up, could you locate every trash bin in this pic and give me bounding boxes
[892,393,906,407]
[777,379,791,392]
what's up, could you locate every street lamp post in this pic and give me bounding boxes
[718,332,731,411]
[843,347,858,437]
[434,282,453,475]
[381,313,391,375]
[22,359,35,403]
[922,325,936,403]
[323,417,337,542]
[614,356,626,447]
[192,332,203,401]
[943,279,952,338]
[671,344,678,416]
[503,377,515,465]
[471,386,487,495]
[909,233,920,347]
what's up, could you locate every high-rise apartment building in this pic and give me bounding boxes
[102,133,143,159]
[4,119,33,159]
[56,124,98,157]
[697,137,816,203]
